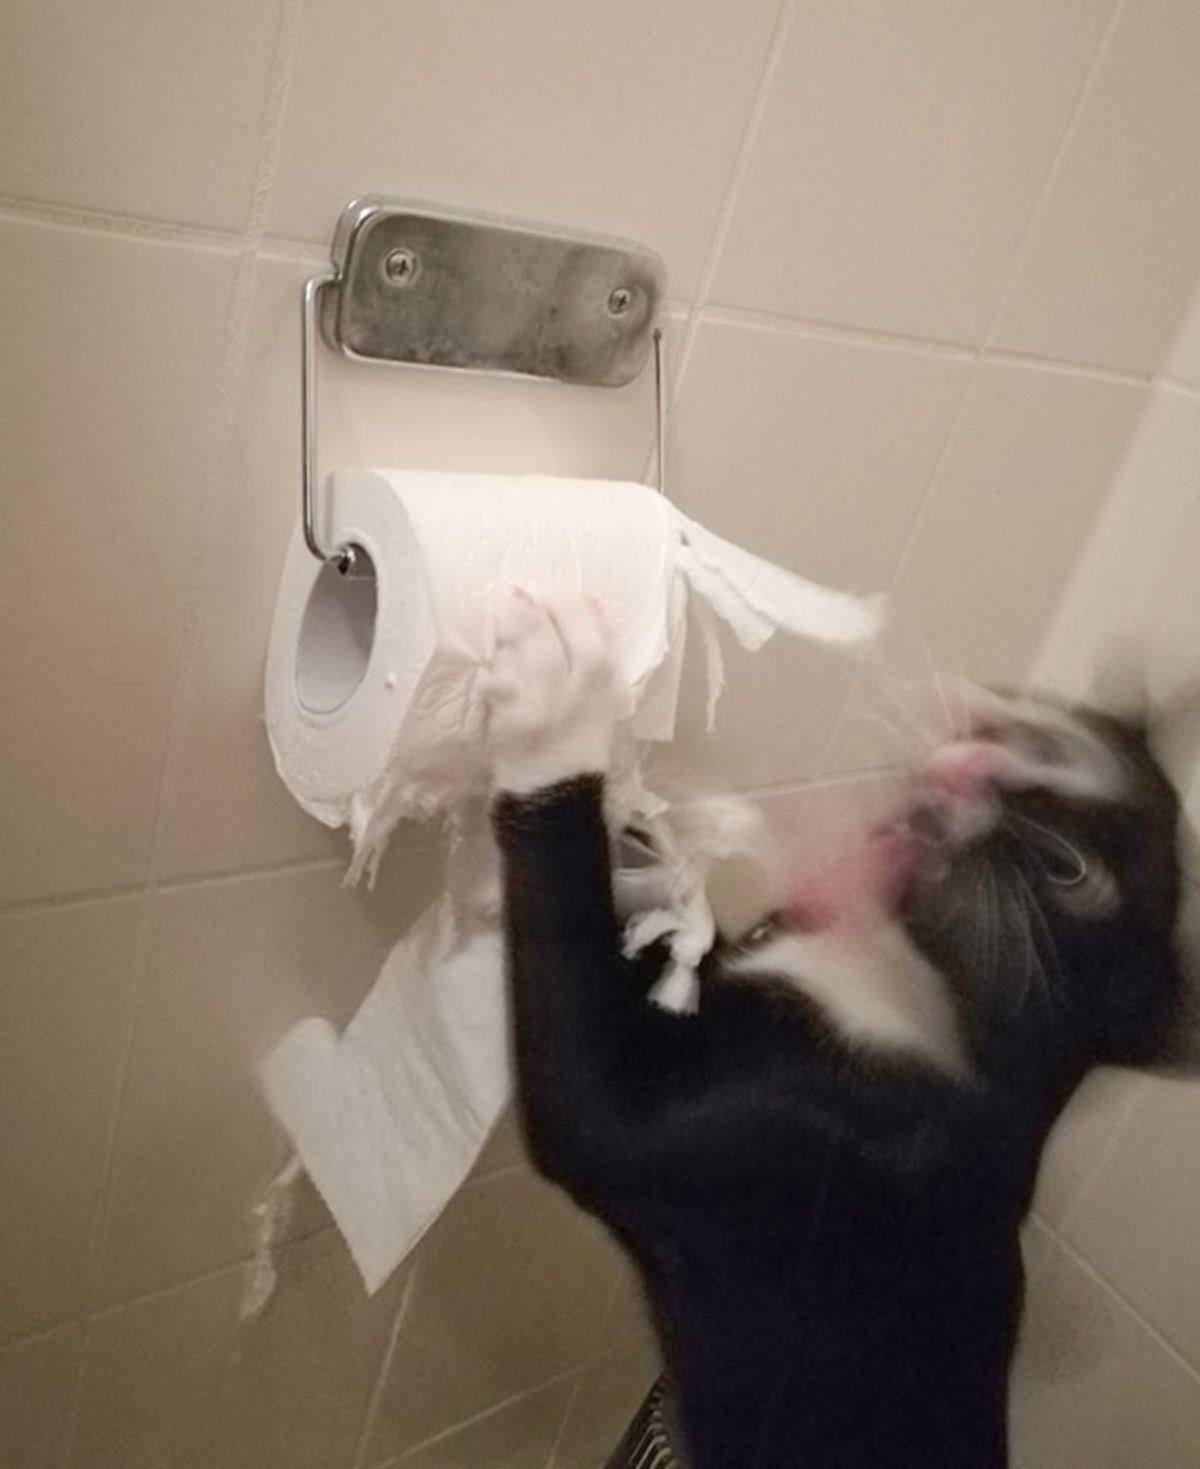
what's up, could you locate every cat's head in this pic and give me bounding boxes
[895,692,1189,1070]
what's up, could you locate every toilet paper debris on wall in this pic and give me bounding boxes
[261,470,881,1293]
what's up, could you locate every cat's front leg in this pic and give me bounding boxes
[483,591,832,1202]
[483,589,662,1197]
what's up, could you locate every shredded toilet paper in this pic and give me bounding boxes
[260,471,882,1294]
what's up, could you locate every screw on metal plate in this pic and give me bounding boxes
[299,200,668,567]
[383,247,420,287]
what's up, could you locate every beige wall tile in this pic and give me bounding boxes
[654,635,860,794]
[828,363,1148,773]
[886,362,1148,693]
[597,1261,658,1360]
[672,322,971,602]
[386,1378,575,1469]
[995,0,1200,375]
[1058,1074,1200,1369]
[158,258,676,880]
[93,852,442,1306]
[0,896,144,1341]
[0,0,280,229]
[1034,1069,1145,1232]
[1012,1234,1200,1468]
[70,1231,401,1469]
[824,646,980,777]
[0,1325,84,1469]
[1034,387,1200,776]
[711,0,1113,344]
[665,319,970,787]
[552,1347,660,1469]
[0,219,237,905]
[365,1168,620,1462]
[1166,292,1200,391]
[269,0,784,295]
[1166,290,1200,391]
[471,1106,530,1180]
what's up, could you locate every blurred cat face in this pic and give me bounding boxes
[898,693,1185,1064]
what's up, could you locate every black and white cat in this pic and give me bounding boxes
[482,589,1190,1469]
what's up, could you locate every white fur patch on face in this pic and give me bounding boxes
[729,925,969,1078]
[481,589,628,795]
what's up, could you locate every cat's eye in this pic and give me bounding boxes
[1011,816,1120,916]
[1012,816,1089,886]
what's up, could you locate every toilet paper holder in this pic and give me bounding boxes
[301,198,668,575]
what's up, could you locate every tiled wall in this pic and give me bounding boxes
[1012,304,1200,1467]
[3,3,1200,1466]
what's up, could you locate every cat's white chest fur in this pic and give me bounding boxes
[729,924,968,1077]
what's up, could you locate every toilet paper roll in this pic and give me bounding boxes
[265,469,881,880]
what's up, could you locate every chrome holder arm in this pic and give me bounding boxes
[301,270,357,575]
[652,327,667,495]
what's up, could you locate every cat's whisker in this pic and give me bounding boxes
[1002,877,1042,1006]
[1006,864,1067,1010]
[859,646,950,756]
[916,641,960,746]
[851,707,932,764]
[983,864,1002,994]
[944,670,977,743]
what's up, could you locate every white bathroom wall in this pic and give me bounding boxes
[4,3,1200,1465]
[1013,300,1200,1466]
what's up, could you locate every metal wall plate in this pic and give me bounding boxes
[321,197,664,387]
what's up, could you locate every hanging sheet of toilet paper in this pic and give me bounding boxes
[261,469,881,1292]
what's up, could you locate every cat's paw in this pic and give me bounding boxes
[481,588,624,794]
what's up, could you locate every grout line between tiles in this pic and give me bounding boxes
[143,0,306,892]
[737,765,902,802]
[0,194,243,251]
[1035,1216,1200,1388]
[980,0,1128,357]
[543,1372,585,1469]
[880,0,1130,612]
[56,898,154,1469]
[258,234,335,266]
[56,1317,91,1469]
[67,3,310,1411]
[0,882,145,921]
[0,1315,86,1359]
[816,0,1133,777]
[54,1226,331,1467]
[982,345,1152,388]
[366,1365,586,1469]
[350,1263,420,1469]
[669,0,795,404]
[151,825,447,896]
[75,1225,342,1352]
[1049,1075,1149,1239]
[156,854,348,895]
[696,303,976,363]
[0,837,448,922]
[1160,374,1200,403]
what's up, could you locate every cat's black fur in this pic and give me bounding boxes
[492,704,1187,1469]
